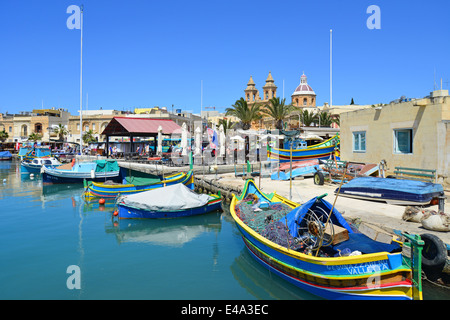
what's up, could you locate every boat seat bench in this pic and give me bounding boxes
[393,167,437,183]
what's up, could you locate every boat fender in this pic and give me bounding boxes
[90,169,95,179]
[421,233,447,271]
[71,158,76,167]
[113,211,118,217]
[99,198,106,205]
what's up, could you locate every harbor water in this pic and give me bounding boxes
[0,161,448,300]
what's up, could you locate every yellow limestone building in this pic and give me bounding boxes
[339,89,450,188]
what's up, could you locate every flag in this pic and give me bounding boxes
[207,127,218,149]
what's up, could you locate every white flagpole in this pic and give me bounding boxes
[201,80,203,124]
[330,29,332,108]
[79,5,84,147]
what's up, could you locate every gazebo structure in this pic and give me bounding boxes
[101,117,182,157]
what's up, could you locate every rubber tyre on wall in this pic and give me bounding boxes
[421,233,447,271]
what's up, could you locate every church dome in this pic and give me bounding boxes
[292,73,315,96]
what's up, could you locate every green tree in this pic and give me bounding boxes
[225,97,262,130]
[261,97,295,130]
[300,109,317,126]
[28,132,42,142]
[82,129,96,144]
[53,124,69,141]
[0,130,8,143]
[218,118,235,134]
[316,111,333,127]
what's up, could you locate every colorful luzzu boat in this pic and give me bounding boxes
[268,135,339,163]
[230,179,424,300]
[83,170,194,199]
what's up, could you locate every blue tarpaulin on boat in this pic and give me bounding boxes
[281,196,354,239]
[0,151,12,157]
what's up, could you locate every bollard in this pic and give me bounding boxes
[438,195,445,213]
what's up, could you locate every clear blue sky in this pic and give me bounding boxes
[0,0,449,116]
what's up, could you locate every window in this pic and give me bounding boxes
[92,123,96,131]
[353,131,366,152]
[77,124,80,131]
[394,129,413,154]
[303,98,308,106]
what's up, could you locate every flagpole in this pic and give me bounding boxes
[330,29,332,109]
[79,5,84,148]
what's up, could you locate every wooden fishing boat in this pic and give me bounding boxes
[268,135,339,163]
[337,176,444,205]
[21,157,61,174]
[42,159,121,184]
[230,179,424,300]
[116,183,222,219]
[83,170,194,199]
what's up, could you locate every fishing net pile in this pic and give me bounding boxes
[235,194,303,250]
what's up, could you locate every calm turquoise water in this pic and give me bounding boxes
[0,161,317,300]
[1,161,448,300]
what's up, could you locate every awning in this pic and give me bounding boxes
[101,117,182,136]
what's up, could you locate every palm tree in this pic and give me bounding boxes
[217,118,235,134]
[300,109,317,126]
[28,132,42,142]
[261,97,295,130]
[0,130,8,143]
[316,111,333,127]
[53,124,69,141]
[82,129,96,144]
[225,97,262,130]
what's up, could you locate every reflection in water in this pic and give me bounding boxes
[230,247,321,300]
[105,213,222,247]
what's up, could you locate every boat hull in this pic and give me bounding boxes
[268,135,339,163]
[337,177,444,205]
[118,197,222,219]
[21,162,59,173]
[230,179,422,300]
[84,170,194,198]
[42,171,121,184]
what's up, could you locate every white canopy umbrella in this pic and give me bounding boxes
[157,125,163,155]
[230,135,245,141]
[299,133,324,141]
[194,126,202,156]
[219,124,226,157]
[181,122,188,156]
